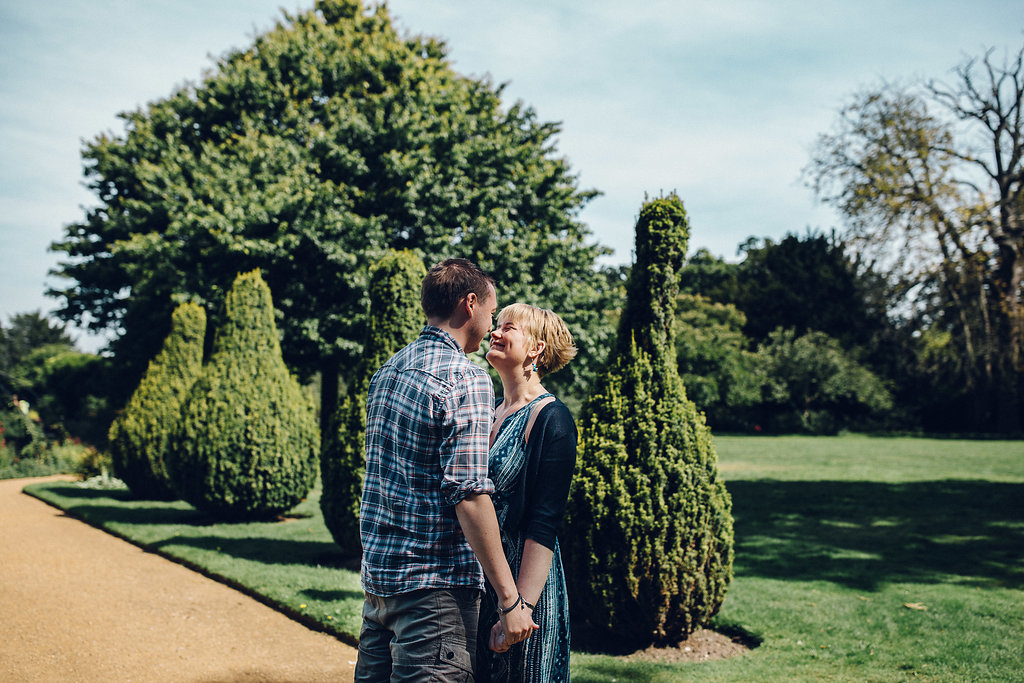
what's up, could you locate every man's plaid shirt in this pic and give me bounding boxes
[359,326,496,597]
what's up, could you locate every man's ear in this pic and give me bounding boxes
[462,292,478,315]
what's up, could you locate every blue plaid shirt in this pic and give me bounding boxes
[359,326,496,597]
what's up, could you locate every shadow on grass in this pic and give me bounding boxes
[38,484,139,502]
[41,485,318,527]
[572,661,663,683]
[27,483,362,572]
[301,587,364,602]
[30,483,211,524]
[151,535,349,567]
[148,537,363,612]
[61,503,208,526]
[728,479,1024,590]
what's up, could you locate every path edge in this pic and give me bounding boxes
[20,480,361,650]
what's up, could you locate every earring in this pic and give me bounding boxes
[532,361,538,372]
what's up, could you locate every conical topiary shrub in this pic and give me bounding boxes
[321,250,425,554]
[170,270,319,519]
[564,194,734,649]
[108,302,206,500]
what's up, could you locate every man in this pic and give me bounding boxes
[355,258,537,682]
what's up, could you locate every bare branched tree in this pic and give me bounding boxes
[806,42,1024,431]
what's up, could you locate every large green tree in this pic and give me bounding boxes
[678,235,888,351]
[806,42,1024,432]
[677,237,895,432]
[565,195,734,649]
[49,0,612,423]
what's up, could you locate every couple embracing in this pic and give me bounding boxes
[355,258,577,682]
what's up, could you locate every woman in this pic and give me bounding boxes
[478,303,578,682]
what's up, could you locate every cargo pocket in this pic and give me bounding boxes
[435,636,473,680]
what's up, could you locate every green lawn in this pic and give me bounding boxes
[23,435,1024,682]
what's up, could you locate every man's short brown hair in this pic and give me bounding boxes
[421,258,494,320]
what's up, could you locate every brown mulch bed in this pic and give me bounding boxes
[623,628,753,663]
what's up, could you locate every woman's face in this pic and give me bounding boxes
[486,316,534,369]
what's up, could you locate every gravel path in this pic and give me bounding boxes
[0,475,358,682]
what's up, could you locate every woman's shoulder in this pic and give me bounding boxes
[538,394,571,414]
[535,396,577,433]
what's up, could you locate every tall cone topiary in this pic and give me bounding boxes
[564,194,734,649]
[171,270,319,519]
[109,302,206,500]
[321,250,426,554]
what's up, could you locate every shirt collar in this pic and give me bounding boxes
[420,325,465,355]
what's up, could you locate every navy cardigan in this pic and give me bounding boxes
[499,397,578,550]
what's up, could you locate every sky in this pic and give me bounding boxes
[2,0,1022,352]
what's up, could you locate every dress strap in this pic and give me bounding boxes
[526,392,554,407]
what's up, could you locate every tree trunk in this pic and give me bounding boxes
[994,241,1024,432]
[319,356,340,444]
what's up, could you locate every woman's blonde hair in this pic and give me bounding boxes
[496,303,577,378]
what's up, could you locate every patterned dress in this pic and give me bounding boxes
[478,394,571,683]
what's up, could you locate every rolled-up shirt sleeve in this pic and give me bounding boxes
[439,367,495,505]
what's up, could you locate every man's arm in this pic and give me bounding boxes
[455,493,538,644]
[487,538,553,652]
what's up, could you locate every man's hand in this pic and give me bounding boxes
[488,621,509,653]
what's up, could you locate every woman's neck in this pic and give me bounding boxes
[497,367,545,408]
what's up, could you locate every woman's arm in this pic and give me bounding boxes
[516,537,555,606]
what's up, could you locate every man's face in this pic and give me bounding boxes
[465,283,497,354]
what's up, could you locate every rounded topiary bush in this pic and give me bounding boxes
[170,270,319,519]
[108,302,206,500]
[321,249,425,554]
[564,194,735,649]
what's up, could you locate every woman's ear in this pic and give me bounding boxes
[531,340,546,359]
